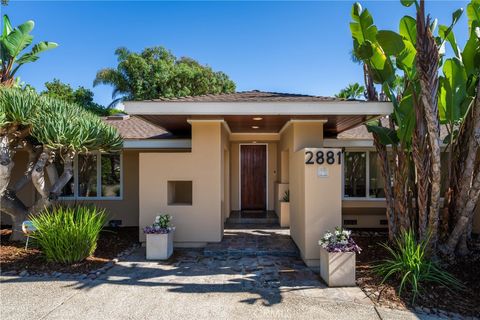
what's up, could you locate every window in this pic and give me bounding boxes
[344,152,367,198]
[55,152,122,199]
[343,151,386,199]
[344,150,450,200]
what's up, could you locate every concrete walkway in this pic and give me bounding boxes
[0,227,433,320]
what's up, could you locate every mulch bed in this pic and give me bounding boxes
[0,227,138,275]
[354,231,480,317]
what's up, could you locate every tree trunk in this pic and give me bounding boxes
[442,83,480,254]
[373,132,396,240]
[416,0,441,245]
[0,135,14,194]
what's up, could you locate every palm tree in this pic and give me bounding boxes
[93,48,132,108]
[335,83,366,100]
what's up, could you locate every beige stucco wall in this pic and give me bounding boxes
[230,141,277,211]
[138,121,225,246]
[278,121,342,267]
[1,150,141,227]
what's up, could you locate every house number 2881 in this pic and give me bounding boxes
[305,151,342,165]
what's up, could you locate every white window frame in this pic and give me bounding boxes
[342,149,386,201]
[59,151,123,201]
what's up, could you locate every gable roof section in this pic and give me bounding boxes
[103,115,168,140]
[338,117,449,140]
[149,90,338,102]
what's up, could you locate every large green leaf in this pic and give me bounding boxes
[377,30,405,55]
[462,24,480,76]
[399,16,417,46]
[356,40,374,59]
[467,0,480,32]
[17,20,34,34]
[3,28,33,58]
[439,58,467,124]
[350,3,378,46]
[396,94,415,143]
[368,43,395,84]
[15,41,58,66]
[396,40,416,78]
[1,15,13,39]
[439,24,461,59]
[400,0,416,7]
[366,122,399,145]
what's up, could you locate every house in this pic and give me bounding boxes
[3,91,480,267]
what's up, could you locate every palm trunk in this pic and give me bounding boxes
[373,133,396,240]
[416,0,441,245]
[443,82,480,255]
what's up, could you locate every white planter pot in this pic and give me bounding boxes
[146,231,174,260]
[319,246,356,287]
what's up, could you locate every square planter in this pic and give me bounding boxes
[280,202,290,227]
[146,231,174,260]
[319,246,356,287]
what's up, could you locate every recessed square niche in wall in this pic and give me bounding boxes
[168,181,193,205]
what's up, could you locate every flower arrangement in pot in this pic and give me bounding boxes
[318,227,361,287]
[144,214,175,260]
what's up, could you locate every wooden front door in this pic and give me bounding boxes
[241,145,267,210]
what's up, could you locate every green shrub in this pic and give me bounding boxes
[30,206,107,264]
[374,229,463,302]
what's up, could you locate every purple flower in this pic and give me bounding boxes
[319,227,362,254]
[143,226,175,234]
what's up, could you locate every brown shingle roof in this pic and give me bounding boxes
[149,90,338,102]
[103,115,168,140]
[338,117,449,140]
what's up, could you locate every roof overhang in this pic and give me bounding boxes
[124,101,392,136]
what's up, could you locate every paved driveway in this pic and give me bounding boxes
[1,245,433,320]
[2,227,437,320]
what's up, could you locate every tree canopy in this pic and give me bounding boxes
[94,47,236,107]
[41,79,120,116]
[335,83,365,100]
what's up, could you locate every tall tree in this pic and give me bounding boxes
[41,79,120,116]
[0,88,122,240]
[349,0,480,255]
[94,47,236,107]
[0,15,57,86]
[335,83,365,100]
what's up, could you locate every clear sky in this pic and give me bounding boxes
[1,0,471,106]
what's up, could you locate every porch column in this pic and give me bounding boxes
[282,120,342,267]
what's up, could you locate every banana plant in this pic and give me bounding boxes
[0,15,57,86]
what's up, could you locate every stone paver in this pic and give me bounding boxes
[204,227,298,257]
[0,227,426,320]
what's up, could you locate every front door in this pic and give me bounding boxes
[241,144,267,210]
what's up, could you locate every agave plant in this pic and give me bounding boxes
[0,14,57,86]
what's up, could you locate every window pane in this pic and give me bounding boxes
[78,154,97,197]
[101,153,121,197]
[53,157,74,197]
[344,152,366,197]
[369,152,386,198]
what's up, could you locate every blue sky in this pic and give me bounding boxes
[1,0,471,106]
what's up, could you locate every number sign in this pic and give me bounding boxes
[305,149,342,165]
